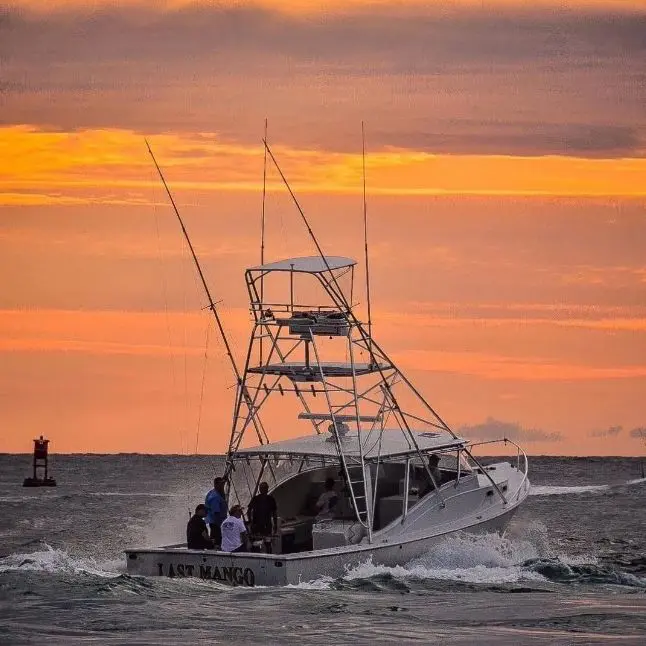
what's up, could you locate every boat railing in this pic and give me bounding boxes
[251,303,347,314]
[391,442,528,529]
[466,438,529,503]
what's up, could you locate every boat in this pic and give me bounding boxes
[125,141,530,586]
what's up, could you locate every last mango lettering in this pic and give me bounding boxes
[157,562,255,586]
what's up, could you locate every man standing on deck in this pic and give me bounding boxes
[248,481,278,552]
[220,505,248,553]
[205,476,228,547]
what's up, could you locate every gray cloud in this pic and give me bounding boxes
[458,417,562,443]
[4,5,645,66]
[1,4,645,156]
[588,425,623,438]
[375,123,643,158]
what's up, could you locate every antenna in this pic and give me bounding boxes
[260,118,268,364]
[261,119,268,269]
[362,121,374,364]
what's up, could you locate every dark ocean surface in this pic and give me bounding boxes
[0,455,644,645]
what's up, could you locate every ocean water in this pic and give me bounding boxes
[0,455,644,645]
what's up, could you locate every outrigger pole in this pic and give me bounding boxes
[145,140,269,458]
[259,119,268,365]
[262,139,353,313]
[361,122,374,364]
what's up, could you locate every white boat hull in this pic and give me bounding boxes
[126,474,527,586]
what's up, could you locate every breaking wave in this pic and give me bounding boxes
[0,543,123,577]
[530,477,646,497]
[530,484,609,496]
[293,529,646,591]
[343,533,546,585]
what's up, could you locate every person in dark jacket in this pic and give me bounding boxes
[186,504,213,550]
[248,481,278,552]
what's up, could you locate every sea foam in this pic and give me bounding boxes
[0,543,124,577]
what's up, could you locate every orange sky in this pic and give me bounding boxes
[1,0,645,455]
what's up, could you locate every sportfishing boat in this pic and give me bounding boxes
[125,142,530,587]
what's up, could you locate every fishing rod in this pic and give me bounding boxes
[259,119,268,365]
[361,121,374,364]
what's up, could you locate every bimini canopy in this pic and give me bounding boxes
[233,430,467,462]
[247,256,356,274]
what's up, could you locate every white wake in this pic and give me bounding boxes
[0,543,124,577]
[291,526,585,589]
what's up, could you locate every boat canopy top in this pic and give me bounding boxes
[247,255,356,274]
[233,429,467,461]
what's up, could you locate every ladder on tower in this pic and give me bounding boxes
[345,464,369,526]
[306,330,373,537]
[298,412,375,529]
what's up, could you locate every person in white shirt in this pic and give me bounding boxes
[220,505,248,553]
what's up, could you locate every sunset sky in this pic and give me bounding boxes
[1,0,645,455]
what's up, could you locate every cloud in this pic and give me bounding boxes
[3,126,646,207]
[1,3,645,157]
[396,348,646,381]
[458,417,562,442]
[629,427,646,439]
[376,124,644,158]
[2,126,645,208]
[588,425,623,438]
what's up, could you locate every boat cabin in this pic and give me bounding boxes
[230,429,475,554]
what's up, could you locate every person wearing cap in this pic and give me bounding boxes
[220,504,248,553]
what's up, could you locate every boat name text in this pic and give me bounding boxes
[157,562,255,586]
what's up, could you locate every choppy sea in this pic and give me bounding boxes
[0,455,644,645]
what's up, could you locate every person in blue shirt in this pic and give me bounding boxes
[205,476,228,547]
